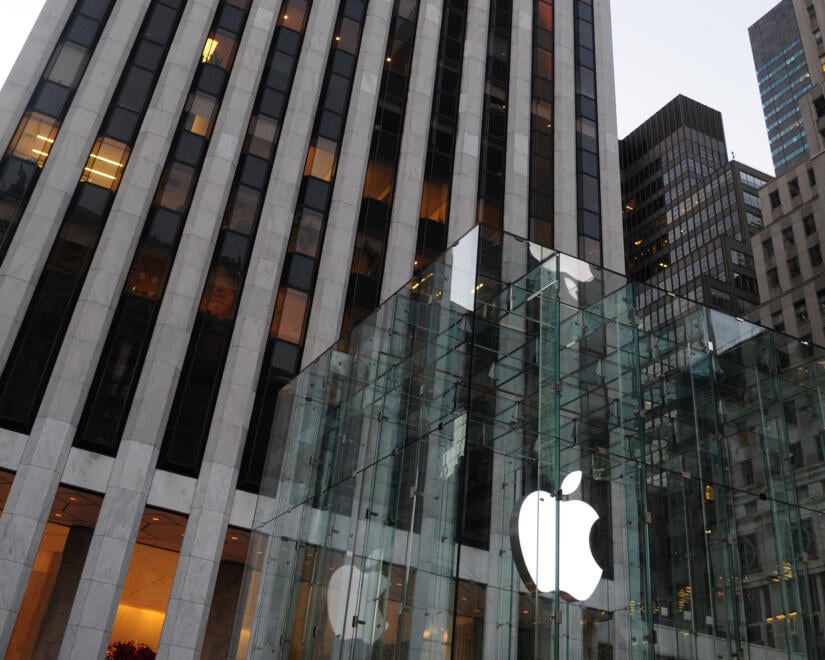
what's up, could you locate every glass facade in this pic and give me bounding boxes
[234,225,825,658]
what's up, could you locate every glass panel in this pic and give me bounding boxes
[182,91,219,137]
[8,113,61,166]
[80,137,130,190]
[303,137,337,182]
[272,288,308,344]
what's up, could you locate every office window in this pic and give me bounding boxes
[762,237,773,258]
[810,244,823,267]
[789,256,801,278]
[769,190,781,208]
[809,168,817,186]
[767,267,779,288]
[795,299,809,322]
[772,310,785,332]
[804,214,816,235]
[783,226,795,245]
[789,178,800,198]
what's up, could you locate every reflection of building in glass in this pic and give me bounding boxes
[238,226,825,658]
[621,96,771,322]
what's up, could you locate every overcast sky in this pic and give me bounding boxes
[1,0,783,174]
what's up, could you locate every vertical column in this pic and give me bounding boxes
[302,0,407,363]
[377,0,444,302]
[503,0,532,240]
[0,1,156,653]
[593,0,623,274]
[552,0,576,256]
[154,0,350,650]
[0,0,145,369]
[447,0,489,243]
[55,0,270,657]
[0,0,74,151]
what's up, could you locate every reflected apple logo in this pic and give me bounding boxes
[509,471,602,601]
[326,550,388,644]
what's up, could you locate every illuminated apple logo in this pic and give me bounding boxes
[509,471,602,601]
[326,550,388,644]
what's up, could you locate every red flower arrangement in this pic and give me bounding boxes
[105,641,157,659]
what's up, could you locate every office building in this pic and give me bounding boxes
[749,0,813,176]
[749,0,825,343]
[620,95,771,321]
[0,0,622,657]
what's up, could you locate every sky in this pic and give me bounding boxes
[0,0,783,175]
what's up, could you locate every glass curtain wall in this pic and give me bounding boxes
[232,225,825,659]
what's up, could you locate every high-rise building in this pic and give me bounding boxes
[0,0,622,656]
[620,95,770,321]
[749,0,813,176]
[749,0,825,343]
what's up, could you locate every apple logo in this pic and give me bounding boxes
[326,550,389,644]
[509,471,602,601]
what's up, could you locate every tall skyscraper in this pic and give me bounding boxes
[620,95,770,321]
[0,0,621,656]
[749,0,813,176]
[749,0,825,343]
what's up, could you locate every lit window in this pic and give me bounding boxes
[8,112,61,167]
[202,38,219,63]
[304,137,337,182]
[80,137,130,190]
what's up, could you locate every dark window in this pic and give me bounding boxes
[783,227,795,245]
[804,214,816,236]
[789,178,800,198]
[789,256,801,278]
[769,190,781,209]
[767,268,779,288]
[815,95,825,118]
[795,299,809,322]
[809,168,817,186]
[762,238,774,258]
[810,244,823,267]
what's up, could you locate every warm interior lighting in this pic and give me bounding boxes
[88,153,124,168]
[83,167,117,181]
[633,239,643,246]
[35,134,55,143]
[201,38,219,63]
[31,149,50,157]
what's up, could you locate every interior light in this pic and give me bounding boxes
[88,153,124,168]
[202,38,219,63]
[35,134,55,143]
[83,167,117,180]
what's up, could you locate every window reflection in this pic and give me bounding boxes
[272,287,308,344]
[200,266,241,320]
[45,41,89,87]
[183,91,219,137]
[304,137,337,182]
[153,162,195,212]
[420,180,448,221]
[363,159,393,201]
[124,246,171,300]
[288,207,323,258]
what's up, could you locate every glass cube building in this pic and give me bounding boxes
[232,225,825,658]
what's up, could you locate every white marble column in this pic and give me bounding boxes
[446,0,490,244]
